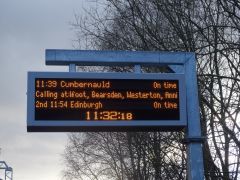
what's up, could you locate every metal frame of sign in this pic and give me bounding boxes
[26,50,204,180]
[27,72,186,132]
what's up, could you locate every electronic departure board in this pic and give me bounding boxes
[27,72,186,132]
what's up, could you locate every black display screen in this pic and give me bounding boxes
[34,78,180,121]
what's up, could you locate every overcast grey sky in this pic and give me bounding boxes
[0,0,94,179]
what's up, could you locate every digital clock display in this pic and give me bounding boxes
[86,111,133,120]
[27,72,186,132]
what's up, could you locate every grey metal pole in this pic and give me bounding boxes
[185,55,205,180]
